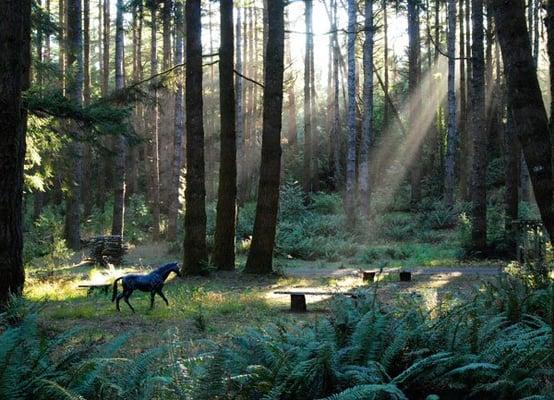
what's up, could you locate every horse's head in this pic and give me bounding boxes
[166,262,182,277]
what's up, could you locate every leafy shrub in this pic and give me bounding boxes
[23,205,70,267]
[185,279,554,399]
[310,192,342,215]
[236,202,256,239]
[123,194,152,244]
[377,213,418,242]
[0,307,172,399]
[420,201,458,230]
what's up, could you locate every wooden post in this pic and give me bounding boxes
[363,271,376,282]
[290,294,307,312]
[399,271,412,282]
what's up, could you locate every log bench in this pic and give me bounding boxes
[78,283,111,296]
[274,291,356,312]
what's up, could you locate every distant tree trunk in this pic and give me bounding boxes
[102,0,110,96]
[236,4,245,205]
[493,0,554,243]
[408,0,422,207]
[358,0,373,217]
[286,40,297,146]
[64,0,84,250]
[149,3,161,240]
[59,0,65,93]
[111,0,126,237]
[504,110,520,240]
[383,0,389,128]
[458,0,467,195]
[244,0,285,274]
[460,0,473,200]
[127,3,140,198]
[470,0,487,252]
[182,0,208,275]
[82,0,93,217]
[444,0,457,208]
[332,0,341,188]
[303,0,313,195]
[0,0,31,307]
[167,0,184,242]
[345,0,357,225]
[97,0,110,212]
[213,0,237,271]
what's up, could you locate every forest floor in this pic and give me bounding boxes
[24,241,506,354]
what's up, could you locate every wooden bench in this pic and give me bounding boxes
[274,291,356,312]
[78,283,111,296]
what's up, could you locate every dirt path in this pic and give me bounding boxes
[285,264,505,279]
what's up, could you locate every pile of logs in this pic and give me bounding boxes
[87,235,128,266]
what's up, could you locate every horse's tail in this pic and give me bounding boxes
[112,277,123,302]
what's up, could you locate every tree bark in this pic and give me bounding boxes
[236,4,246,204]
[183,0,208,275]
[358,0,374,217]
[213,0,237,271]
[345,0,357,225]
[470,0,487,252]
[0,0,31,307]
[111,0,126,237]
[303,0,313,195]
[244,0,285,274]
[408,0,422,207]
[167,0,184,242]
[64,0,84,250]
[444,0,457,207]
[149,3,161,240]
[492,0,554,243]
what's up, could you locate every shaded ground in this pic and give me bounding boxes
[25,243,506,353]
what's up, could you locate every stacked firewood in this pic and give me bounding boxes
[87,235,128,266]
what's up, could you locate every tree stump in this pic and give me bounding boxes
[290,294,307,312]
[399,271,412,282]
[362,271,376,282]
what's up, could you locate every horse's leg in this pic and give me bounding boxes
[116,293,125,311]
[124,290,135,313]
[150,291,155,309]
[157,289,169,306]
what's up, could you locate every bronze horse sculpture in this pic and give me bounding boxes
[112,262,181,312]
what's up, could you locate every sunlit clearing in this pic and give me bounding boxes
[370,57,448,205]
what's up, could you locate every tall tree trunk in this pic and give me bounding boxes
[332,0,341,188]
[303,0,313,195]
[64,0,84,250]
[111,0,126,236]
[470,0,487,252]
[213,0,237,271]
[444,0,457,207]
[149,4,161,240]
[345,0,357,225]
[460,0,473,200]
[286,34,297,147]
[504,109,520,249]
[236,4,245,204]
[458,0,467,195]
[182,0,208,275]
[493,0,554,243]
[59,0,65,93]
[0,0,31,307]
[408,0,422,207]
[167,0,184,242]
[383,0,389,128]
[102,0,110,96]
[358,0,374,217]
[244,0,285,274]
[81,0,93,217]
[546,0,554,127]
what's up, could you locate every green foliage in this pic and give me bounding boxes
[183,278,554,399]
[23,204,71,268]
[0,305,171,400]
